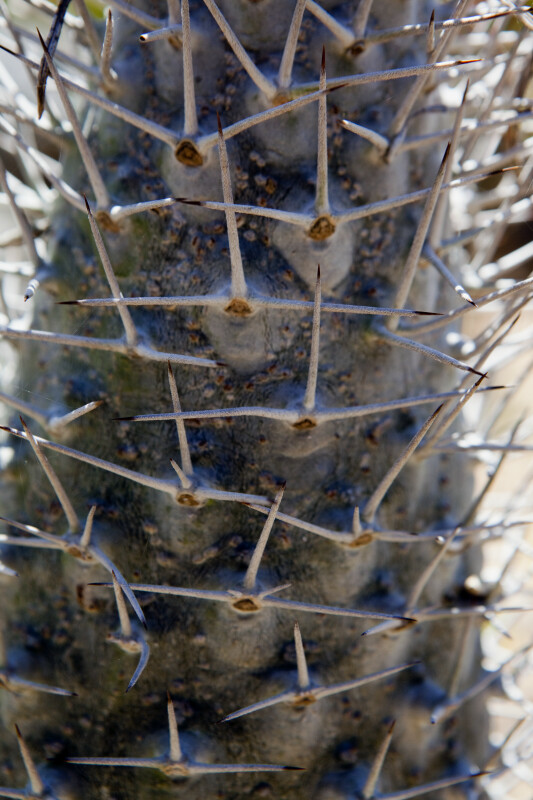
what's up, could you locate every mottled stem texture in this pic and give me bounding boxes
[0,1,532,799]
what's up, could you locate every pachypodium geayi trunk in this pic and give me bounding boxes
[1,1,532,799]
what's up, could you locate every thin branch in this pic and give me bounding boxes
[0,512,146,626]
[484,716,529,771]
[339,166,515,223]
[0,517,74,546]
[222,662,416,722]
[73,0,101,63]
[419,375,487,456]
[429,81,469,248]
[304,0,354,49]
[176,197,310,227]
[19,417,79,532]
[406,530,459,613]
[297,58,482,94]
[0,324,219,368]
[352,0,374,41]
[100,10,117,88]
[363,405,444,524]
[0,100,65,150]
[399,110,533,155]
[378,326,485,377]
[167,693,182,762]
[246,504,512,549]
[0,0,40,90]
[0,561,18,578]
[111,570,132,638]
[166,0,180,26]
[187,166,507,230]
[339,118,389,154]
[251,593,413,623]
[79,504,96,549]
[316,49,329,215]
[14,725,44,796]
[216,115,246,299]
[6,19,98,81]
[391,143,450,318]
[243,502,412,547]
[0,163,40,270]
[352,506,362,539]
[485,350,533,438]
[431,647,532,725]
[1,424,183,498]
[426,10,436,57]
[364,6,533,47]
[460,416,525,526]
[48,400,104,432]
[139,24,182,43]
[362,720,396,799]
[278,0,306,90]
[243,485,285,590]
[123,636,150,693]
[480,239,533,284]
[0,43,180,149]
[302,267,321,412]
[197,85,335,152]
[448,616,475,700]
[0,668,75,696]
[460,37,522,166]
[378,772,485,800]
[433,441,533,454]
[423,244,475,306]
[167,363,193,478]
[105,0,163,29]
[387,0,471,141]
[84,197,137,345]
[0,424,270,507]
[67,754,299,775]
[0,115,86,212]
[293,621,310,689]
[202,0,276,100]
[181,0,197,136]
[306,3,532,50]
[37,30,110,210]
[107,580,411,623]
[115,387,497,426]
[169,458,192,490]
[401,270,533,335]
[107,197,180,221]
[58,291,440,319]
[36,0,70,117]
[0,390,48,429]
[66,693,299,774]
[118,403,295,424]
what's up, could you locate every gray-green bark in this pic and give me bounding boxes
[1,1,531,798]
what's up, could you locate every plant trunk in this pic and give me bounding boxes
[1,1,531,799]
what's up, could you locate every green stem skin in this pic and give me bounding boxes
[3,0,527,797]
